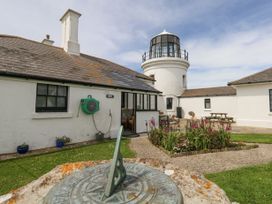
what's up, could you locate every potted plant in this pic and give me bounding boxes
[17,143,29,154]
[56,136,71,148]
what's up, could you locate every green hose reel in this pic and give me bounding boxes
[80,95,100,115]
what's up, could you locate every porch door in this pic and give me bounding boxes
[121,92,136,135]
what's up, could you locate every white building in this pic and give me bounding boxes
[142,31,272,129]
[0,9,160,154]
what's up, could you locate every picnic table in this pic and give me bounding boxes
[205,113,234,123]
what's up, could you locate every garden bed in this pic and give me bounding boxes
[149,118,259,157]
[156,143,258,157]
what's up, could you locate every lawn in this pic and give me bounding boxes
[0,139,135,196]
[231,133,272,144]
[206,162,272,204]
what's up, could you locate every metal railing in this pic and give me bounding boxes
[142,49,189,62]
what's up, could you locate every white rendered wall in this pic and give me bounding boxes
[136,111,159,133]
[235,83,272,128]
[0,77,121,154]
[180,96,237,119]
[142,57,189,115]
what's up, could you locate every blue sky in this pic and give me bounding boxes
[1,0,272,88]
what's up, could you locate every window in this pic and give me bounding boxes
[204,98,211,109]
[136,94,157,111]
[36,83,68,112]
[121,92,126,108]
[166,97,173,110]
[182,75,186,88]
[149,74,155,85]
[269,89,272,112]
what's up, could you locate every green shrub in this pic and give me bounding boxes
[162,131,183,152]
[148,128,165,146]
[186,119,231,150]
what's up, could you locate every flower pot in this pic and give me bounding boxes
[56,140,64,148]
[95,132,104,141]
[17,145,29,154]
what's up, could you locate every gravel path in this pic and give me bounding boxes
[129,135,272,174]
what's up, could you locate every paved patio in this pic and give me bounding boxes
[129,135,272,174]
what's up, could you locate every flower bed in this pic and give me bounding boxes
[148,118,258,155]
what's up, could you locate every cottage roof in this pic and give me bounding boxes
[0,35,159,93]
[228,67,272,86]
[180,86,236,98]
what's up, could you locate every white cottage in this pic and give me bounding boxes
[0,9,160,154]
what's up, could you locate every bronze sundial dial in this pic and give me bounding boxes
[43,126,183,204]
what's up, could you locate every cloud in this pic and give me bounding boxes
[185,23,272,69]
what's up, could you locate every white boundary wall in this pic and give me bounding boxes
[235,83,272,128]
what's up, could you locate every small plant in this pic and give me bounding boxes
[56,136,71,148]
[17,143,29,154]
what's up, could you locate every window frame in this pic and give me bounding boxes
[204,98,211,110]
[35,83,68,113]
[135,93,157,111]
[269,89,272,112]
[166,97,173,110]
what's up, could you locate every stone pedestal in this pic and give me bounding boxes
[0,158,231,204]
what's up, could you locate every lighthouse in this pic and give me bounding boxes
[141,30,190,116]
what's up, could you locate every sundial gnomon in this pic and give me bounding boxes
[44,126,183,204]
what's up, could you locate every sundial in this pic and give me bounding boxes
[44,126,183,204]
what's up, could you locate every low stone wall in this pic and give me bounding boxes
[0,158,231,204]
[157,143,259,158]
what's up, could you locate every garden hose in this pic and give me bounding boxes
[91,109,113,137]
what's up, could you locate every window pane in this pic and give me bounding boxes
[144,95,148,110]
[58,86,67,96]
[205,99,211,109]
[168,35,174,42]
[36,96,46,107]
[137,94,143,110]
[48,85,57,96]
[47,96,57,107]
[37,84,47,95]
[150,95,155,110]
[162,35,167,43]
[166,97,173,110]
[57,97,66,107]
[269,89,272,112]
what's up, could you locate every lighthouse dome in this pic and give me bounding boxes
[142,30,188,62]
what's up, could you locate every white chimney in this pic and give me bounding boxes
[60,9,81,55]
[41,34,54,45]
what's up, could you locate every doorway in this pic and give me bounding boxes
[121,92,136,136]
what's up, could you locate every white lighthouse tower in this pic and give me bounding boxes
[141,30,190,116]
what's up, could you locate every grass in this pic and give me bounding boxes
[231,133,272,144]
[206,162,272,204]
[0,139,135,196]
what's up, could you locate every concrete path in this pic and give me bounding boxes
[129,135,272,174]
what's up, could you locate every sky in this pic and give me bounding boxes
[1,0,272,88]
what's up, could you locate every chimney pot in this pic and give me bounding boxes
[42,34,54,46]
